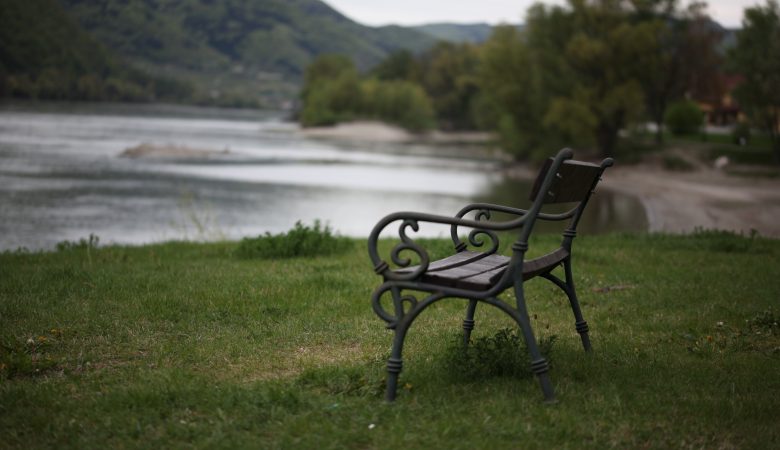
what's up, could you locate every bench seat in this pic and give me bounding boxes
[398,248,570,290]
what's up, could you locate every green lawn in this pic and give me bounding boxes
[1,232,779,449]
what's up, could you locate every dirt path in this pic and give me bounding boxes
[602,164,780,237]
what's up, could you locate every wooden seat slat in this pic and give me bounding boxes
[399,247,571,290]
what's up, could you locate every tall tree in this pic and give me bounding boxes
[730,0,780,162]
[417,42,481,130]
[630,1,722,143]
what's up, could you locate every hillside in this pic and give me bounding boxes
[0,0,188,102]
[57,0,438,106]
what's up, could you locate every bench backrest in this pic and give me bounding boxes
[529,158,604,204]
[510,150,613,256]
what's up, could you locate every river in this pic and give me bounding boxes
[0,102,646,251]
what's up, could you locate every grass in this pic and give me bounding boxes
[1,231,779,448]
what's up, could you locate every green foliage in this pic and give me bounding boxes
[0,330,62,379]
[300,55,435,131]
[443,328,556,380]
[360,79,435,132]
[234,220,351,259]
[730,0,780,162]
[732,122,752,145]
[300,56,363,126]
[54,0,435,106]
[472,1,726,159]
[370,50,419,81]
[416,42,481,130]
[664,100,704,135]
[0,0,191,102]
[476,24,554,160]
[746,307,779,331]
[296,364,385,398]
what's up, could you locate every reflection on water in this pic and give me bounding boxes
[0,102,646,251]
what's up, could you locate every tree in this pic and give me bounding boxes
[476,24,551,160]
[370,50,419,82]
[299,55,362,126]
[730,0,780,162]
[416,42,481,130]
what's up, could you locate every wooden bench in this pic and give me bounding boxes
[367,148,613,402]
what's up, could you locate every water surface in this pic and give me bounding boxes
[0,102,646,251]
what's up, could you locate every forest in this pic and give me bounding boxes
[300,0,780,162]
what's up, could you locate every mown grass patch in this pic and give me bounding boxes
[1,232,779,448]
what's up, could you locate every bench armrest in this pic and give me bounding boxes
[368,210,531,281]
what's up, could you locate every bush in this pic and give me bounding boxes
[442,328,556,380]
[234,220,351,259]
[732,122,751,145]
[361,79,435,132]
[664,100,704,135]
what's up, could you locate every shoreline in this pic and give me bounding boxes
[601,163,780,238]
[302,121,780,237]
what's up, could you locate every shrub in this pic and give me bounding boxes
[234,220,351,259]
[360,79,435,132]
[442,328,556,380]
[664,100,704,135]
[732,122,751,145]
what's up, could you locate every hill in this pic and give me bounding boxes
[57,0,438,107]
[0,0,189,102]
[412,23,498,43]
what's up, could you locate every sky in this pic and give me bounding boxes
[324,0,764,28]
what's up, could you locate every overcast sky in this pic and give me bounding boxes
[325,0,764,28]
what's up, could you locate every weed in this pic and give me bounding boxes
[0,329,64,379]
[296,364,385,398]
[234,220,352,259]
[442,328,557,380]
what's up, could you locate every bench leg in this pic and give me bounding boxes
[563,259,592,352]
[462,299,478,347]
[511,287,555,402]
[385,326,407,402]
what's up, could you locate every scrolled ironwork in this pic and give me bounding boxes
[371,284,397,326]
[381,219,430,281]
[466,228,499,254]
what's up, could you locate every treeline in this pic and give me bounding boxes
[302,0,780,161]
[0,0,193,103]
[300,43,479,133]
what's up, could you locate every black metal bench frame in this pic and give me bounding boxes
[367,148,613,402]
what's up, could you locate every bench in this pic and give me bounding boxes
[367,148,613,402]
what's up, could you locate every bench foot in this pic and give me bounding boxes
[385,357,403,402]
[462,299,478,347]
[576,320,592,352]
[531,358,555,402]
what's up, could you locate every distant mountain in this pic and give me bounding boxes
[52,0,441,106]
[412,23,497,44]
[412,23,525,44]
[58,1,436,85]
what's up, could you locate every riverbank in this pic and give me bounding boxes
[301,120,494,145]
[304,121,780,237]
[602,161,780,238]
